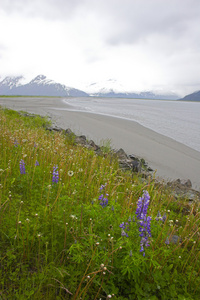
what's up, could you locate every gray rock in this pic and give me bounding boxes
[185,191,198,201]
[75,135,87,145]
[131,160,142,173]
[119,160,132,170]
[115,148,128,160]
[88,140,100,151]
[46,126,63,132]
[171,179,192,188]
[45,126,53,131]
[180,179,192,188]
[167,178,200,202]
[65,128,73,135]
[129,154,137,160]
[21,112,35,118]
[148,167,154,172]
[52,126,63,132]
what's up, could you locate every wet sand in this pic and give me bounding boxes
[1,96,200,190]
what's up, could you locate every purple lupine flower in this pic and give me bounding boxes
[14,139,19,147]
[52,165,59,184]
[19,159,26,174]
[165,237,170,245]
[121,229,128,237]
[162,213,167,222]
[136,190,150,220]
[119,222,129,237]
[100,184,106,190]
[99,194,108,208]
[99,185,108,208]
[119,222,126,230]
[156,211,167,223]
[126,222,130,231]
[136,190,151,256]
[155,211,162,221]
[35,160,39,166]
[140,236,151,257]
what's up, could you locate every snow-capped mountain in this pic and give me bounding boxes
[0,75,88,97]
[85,79,129,95]
[85,79,179,100]
[0,76,25,94]
[0,75,180,99]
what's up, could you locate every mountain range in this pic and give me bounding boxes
[0,75,88,97]
[85,79,180,100]
[0,74,199,101]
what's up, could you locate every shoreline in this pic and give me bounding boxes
[0,96,200,191]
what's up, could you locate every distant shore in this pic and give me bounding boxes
[0,96,200,191]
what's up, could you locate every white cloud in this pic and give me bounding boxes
[0,0,200,96]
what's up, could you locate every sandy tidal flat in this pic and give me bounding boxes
[1,96,200,191]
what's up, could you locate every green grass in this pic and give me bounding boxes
[0,107,199,299]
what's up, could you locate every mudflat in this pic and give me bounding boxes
[1,96,200,191]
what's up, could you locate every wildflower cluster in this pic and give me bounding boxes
[14,139,18,147]
[99,184,108,208]
[155,211,167,222]
[19,157,59,185]
[119,222,129,237]
[19,159,26,174]
[52,165,59,184]
[136,190,152,256]
[0,108,199,299]
[119,216,134,237]
[165,237,170,245]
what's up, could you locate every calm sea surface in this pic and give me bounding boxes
[62,98,200,153]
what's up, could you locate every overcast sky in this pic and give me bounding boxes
[0,0,200,96]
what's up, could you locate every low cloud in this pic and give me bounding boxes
[1,0,200,95]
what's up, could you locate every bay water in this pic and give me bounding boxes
[62,97,200,153]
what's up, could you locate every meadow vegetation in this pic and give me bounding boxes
[0,107,199,299]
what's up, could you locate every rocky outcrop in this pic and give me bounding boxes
[167,179,200,202]
[62,130,153,175]
[44,123,200,202]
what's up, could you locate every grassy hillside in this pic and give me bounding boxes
[0,107,199,299]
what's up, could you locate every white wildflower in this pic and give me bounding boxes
[68,170,74,176]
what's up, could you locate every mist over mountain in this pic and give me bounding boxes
[85,79,180,100]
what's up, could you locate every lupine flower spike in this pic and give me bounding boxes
[136,190,152,256]
[99,184,108,208]
[19,159,26,174]
[52,165,59,184]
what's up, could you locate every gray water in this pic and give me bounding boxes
[61,97,200,153]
